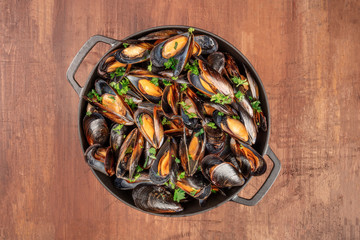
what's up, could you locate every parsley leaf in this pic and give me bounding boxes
[124,98,136,109]
[150,77,159,86]
[129,173,140,182]
[235,91,245,101]
[86,111,92,116]
[231,76,248,87]
[177,171,186,180]
[180,83,188,92]
[251,100,262,113]
[147,60,153,71]
[123,43,129,48]
[218,111,225,116]
[232,115,240,120]
[113,124,124,134]
[194,128,204,137]
[184,59,199,75]
[188,27,195,34]
[210,93,232,105]
[207,122,217,129]
[171,76,178,80]
[136,166,143,173]
[173,188,186,202]
[175,157,181,164]
[174,42,178,50]
[161,117,171,125]
[211,189,217,193]
[190,190,197,196]
[162,79,173,86]
[87,89,102,102]
[178,101,190,110]
[164,57,178,70]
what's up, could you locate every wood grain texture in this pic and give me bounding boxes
[1,0,359,239]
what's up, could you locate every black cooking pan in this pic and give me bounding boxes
[66,25,281,217]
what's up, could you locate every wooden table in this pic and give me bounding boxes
[1,0,359,239]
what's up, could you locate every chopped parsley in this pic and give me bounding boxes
[175,157,181,164]
[124,98,136,109]
[232,115,240,120]
[129,173,140,182]
[136,165,143,173]
[184,59,199,75]
[86,111,92,116]
[239,144,244,149]
[178,101,190,110]
[125,146,133,154]
[161,117,171,125]
[147,60,153,71]
[113,124,124,134]
[164,57,178,70]
[231,76,248,87]
[87,89,103,102]
[173,188,186,202]
[196,91,207,97]
[138,114,144,125]
[171,76,178,80]
[123,43,129,48]
[190,190,197,196]
[149,147,156,157]
[251,100,262,113]
[109,96,116,102]
[110,78,130,95]
[218,111,225,116]
[150,77,159,86]
[174,42,178,50]
[177,171,186,180]
[207,122,217,129]
[210,93,232,105]
[235,91,245,101]
[194,128,204,137]
[188,27,195,34]
[180,83,188,92]
[110,67,126,79]
[162,79,173,86]
[211,189,217,193]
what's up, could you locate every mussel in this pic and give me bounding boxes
[84,144,115,176]
[134,107,164,149]
[194,35,218,55]
[115,128,144,179]
[132,185,183,213]
[179,127,206,176]
[150,137,177,185]
[109,123,127,156]
[83,112,109,146]
[84,79,134,125]
[203,118,226,154]
[230,138,266,176]
[114,172,152,190]
[150,32,194,76]
[97,50,127,79]
[207,52,225,75]
[115,42,153,64]
[213,110,249,144]
[201,155,245,188]
[138,29,183,41]
[175,172,211,200]
[161,83,180,118]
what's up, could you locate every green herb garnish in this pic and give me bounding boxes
[136,166,143,173]
[235,91,245,101]
[161,117,171,125]
[178,101,190,110]
[164,57,178,70]
[210,93,232,105]
[175,157,181,164]
[218,111,225,116]
[180,83,188,92]
[184,59,199,75]
[177,171,186,180]
[110,67,126,79]
[251,100,262,113]
[207,122,217,129]
[113,124,124,134]
[174,42,178,50]
[139,114,143,125]
[232,115,240,120]
[150,77,159,86]
[162,79,173,86]
[149,147,156,157]
[147,60,153,71]
[188,27,195,34]
[86,111,92,116]
[231,76,248,87]
[173,188,186,202]
[129,173,140,182]
[194,128,204,137]
[124,98,136,109]
[211,189,217,193]
[87,89,103,102]
[190,190,197,196]
[125,146,133,154]
[123,43,129,48]
[171,76,178,80]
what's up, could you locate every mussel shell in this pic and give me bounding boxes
[207,52,225,75]
[225,53,240,78]
[203,102,236,117]
[176,172,211,200]
[234,106,257,145]
[139,140,157,169]
[231,97,254,118]
[132,185,183,213]
[83,112,109,146]
[115,42,153,64]
[84,144,115,176]
[110,123,127,156]
[97,50,127,78]
[179,89,203,130]
[150,137,177,185]
[113,172,152,190]
[194,35,218,55]
[127,74,163,104]
[201,155,245,188]
[138,29,183,41]
[244,65,259,100]
[150,32,194,76]
[203,119,226,154]
[213,110,250,144]
[134,107,164,149]
[230,138,267,176]
[161,84,180,118]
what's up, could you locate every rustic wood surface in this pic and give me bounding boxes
[1,0,359,239]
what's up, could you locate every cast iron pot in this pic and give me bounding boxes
[66,25,281,217]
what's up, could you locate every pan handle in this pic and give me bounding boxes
[231,146,281,206]
[66,35,119,96]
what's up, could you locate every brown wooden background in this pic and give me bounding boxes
[1,0,359,239]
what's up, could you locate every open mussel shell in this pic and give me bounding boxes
[229,105,257,145]
[203,119,226,155]
[179,127,206,176]
[115,128,144,179]
[109,123,127,157]
[203,102,236,117]
[230,138,267,176]
[188,60,234,100]
[244,64,259,100]
[150,137,177,185]
[150,32,194,76]
[254,111,267,132]
[113,172,152,190]
[138,29,183,41]
[84,144,115,176]
[179,89,204,129]
[139,140,157,169]
[176,172,211,200]
[84,80,134,125]
[132,185,183,213]
[161,83,180,118]
[194,35,218,55]
[97,50,127,78]
[201,155,245,188]
[213,110,250,144]
[134,107,164,149]
[127,73,163,104]
[115,42,153,64]
[83,112,109,146]
[207,52,225,75]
